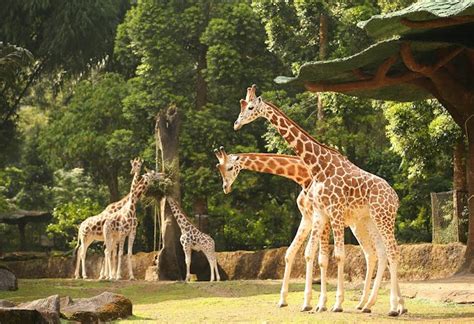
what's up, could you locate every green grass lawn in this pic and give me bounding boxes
[1,279,473,323]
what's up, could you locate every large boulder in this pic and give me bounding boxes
[0,265,17,291]
[0,295,60,324]
[0,308,47,324]
[17,294,60,324]
[60,292,132,322]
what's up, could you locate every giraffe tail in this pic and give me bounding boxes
[72,237,80,259]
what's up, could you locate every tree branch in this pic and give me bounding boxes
[400,42,463,76]
[305,70,421,93]
[400,16,474,29]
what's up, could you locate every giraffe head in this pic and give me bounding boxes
[234,84,265,130]
[130,157,143,175]
[214,146,241,194]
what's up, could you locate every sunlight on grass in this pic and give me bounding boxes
[0,279,472,323]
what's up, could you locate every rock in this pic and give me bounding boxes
[0,300,16,307]
[17,294,60,324]
[61,292,132,322]
[145,265,159,281]
[0,308,47,324]
[0,266,18,291]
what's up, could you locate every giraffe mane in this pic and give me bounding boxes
[264,101,346,158]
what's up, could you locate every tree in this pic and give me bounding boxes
[0,0,129,128]
[276,0,474,271]
[41,73,137,202]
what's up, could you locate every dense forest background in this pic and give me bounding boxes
[0,0,464,253]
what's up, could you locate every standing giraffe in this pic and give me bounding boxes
[74,158,143,279]
[234,85,405,316]
[166,197,220,282]
[214,147,387,311]
[103,170,162,280]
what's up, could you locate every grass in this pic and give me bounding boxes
[1,279,473,323]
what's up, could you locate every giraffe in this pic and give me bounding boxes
[214,147,387,311]
[166,197,220,282]
[103,169,162,280]
[73,158,143,279]
[233,85,405,316]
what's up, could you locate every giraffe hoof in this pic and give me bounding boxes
[277,302,288,308]
[388,311,399,317]
[315,306,327,312]
[129,277,136,281]
[356,306,363,310]
[361,308,371,313]
[83,276,88,279]
[331,307,343,313]
[398,308,408,315]
[300,305,312,312]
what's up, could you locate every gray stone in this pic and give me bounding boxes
[61,292,132,322]
[0,308,47,324]
[17,294,60,324]
[0,266,17,291]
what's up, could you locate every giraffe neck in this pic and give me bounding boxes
[167,198,196,233]
[262,101,345,180]
[124,179,147,214]
[236,153,312,189]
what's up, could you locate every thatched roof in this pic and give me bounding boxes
[275,0,474,102]
[0,210,51,224]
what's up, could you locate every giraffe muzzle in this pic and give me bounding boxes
[234,120,242,131]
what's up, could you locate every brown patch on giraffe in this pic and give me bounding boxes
[287,165,296,176]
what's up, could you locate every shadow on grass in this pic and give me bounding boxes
[0,279,338,306]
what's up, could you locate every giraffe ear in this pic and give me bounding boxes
[240,99,247,112]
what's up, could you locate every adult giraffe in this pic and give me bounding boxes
[214,147,387,312]
[74,158,143,279]
[234,85,405,316]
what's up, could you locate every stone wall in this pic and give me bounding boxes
[0,243,465,281]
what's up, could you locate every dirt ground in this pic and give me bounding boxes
[1,279,473,323]
[397,274,474,304]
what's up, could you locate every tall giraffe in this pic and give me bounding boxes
[234,85,405,316]
[214,147,386,311]
[166,197,220,282]
[103,170,162,280]
[74,158,143,279]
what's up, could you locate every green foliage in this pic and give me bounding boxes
[40,72,140,200]
[48,199,102,249]
[47,168,106,248]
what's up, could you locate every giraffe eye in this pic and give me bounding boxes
[227,166,233,171]
[248,105,254,111]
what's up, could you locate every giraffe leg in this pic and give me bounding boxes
[329,210,346,313]
[80,238,93,279]
[278,204,311,308]
[315,222,330,313]
[350,221,377,311]
[183,245,192,282]
[369,203,402,316]
[115,239,125,280]
[214,258,220,281]
[301,215,325,312]
[74,237,83,279]
[127,233,136,280]
[361,222,387,313]
[204,251,215,282]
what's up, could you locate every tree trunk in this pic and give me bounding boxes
[463,116,474,273]
[155,105,184,280]
[196,51,207,110]
[106,169,120,203]
[453,136,467,241]
[317,13,329,121]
